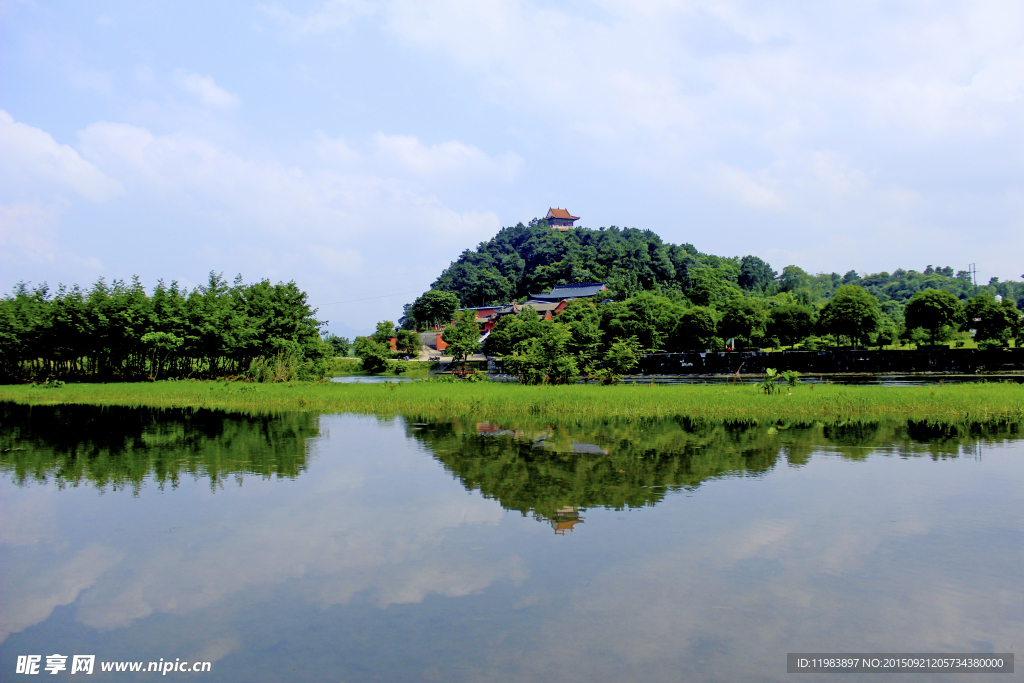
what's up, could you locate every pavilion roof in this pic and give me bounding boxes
[546,208,579,220]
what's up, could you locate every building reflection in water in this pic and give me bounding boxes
[546,506,584,535]
[407,417,1021,538]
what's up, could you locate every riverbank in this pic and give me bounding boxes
[1,380,1021,423]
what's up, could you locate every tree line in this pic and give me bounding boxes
[0,273,330,383]
[376,285,1022,384]
[364,278,1019,385]
[400,220,1023,331]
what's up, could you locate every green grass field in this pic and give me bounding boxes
[325,357,435,376]
[2,380,1021,424]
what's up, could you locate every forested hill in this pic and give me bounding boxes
[412,218,1019,314]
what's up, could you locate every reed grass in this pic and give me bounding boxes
[1,380,1021,423]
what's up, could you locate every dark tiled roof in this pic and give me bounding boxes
[521,301,564,312]
[529,283,607,301]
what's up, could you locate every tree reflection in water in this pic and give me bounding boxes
[0,403,316,493]
[2,402,1020,529]
[406,415,1023,532]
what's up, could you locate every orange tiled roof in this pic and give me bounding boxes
[547,208,579,220]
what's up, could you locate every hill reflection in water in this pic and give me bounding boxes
[3,402,1020,533]
[403,415,1020,533]
[1,406,1021,682]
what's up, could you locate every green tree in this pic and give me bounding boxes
[408,290,459,329]
[718,297,767,349]
[442,310,481,360]
[668,306,717,351]
[817,285,882,346]
[486,309,545,356]
[140,331,183,379]
[777,265,809,293]
[738,255,777,291]
[766,305,815,349]
[0,274,327,382]
[323,333,351,357]
[605,291,680,351]
[353,336,391,373]
[370,321,397,344]
[557,299,603,356]
[964,293,1019,346]
[501,322,579,385]
[603,336,642,375]
[394,329,422,355]
[686,268,739,306]
[904,289,965,345]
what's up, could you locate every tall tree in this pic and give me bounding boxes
[501,322,579,385]
[904,289,965,345]
[669,306,718,351]
[441,310,481,361]
[777,265,809,293]
[964,293,1019,346]
[323,334,352,357]
[486,309,545,356]
[604,291,681,351]
[738,255,777,291]
[395,329,422,355]
[767,305,815,349]
[408,290,460,330]
[686,268,740,306]
[353,335,391,373]
[817,285,882,346]
[556,299,604,356]
[718,297,767,349]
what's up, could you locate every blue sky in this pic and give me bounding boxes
[2,0,1022,336]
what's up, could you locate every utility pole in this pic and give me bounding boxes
[968,263,977,288]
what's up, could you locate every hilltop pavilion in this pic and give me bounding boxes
[545,208,579,229]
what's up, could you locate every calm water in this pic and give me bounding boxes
[1,404,1021,682]
[480,373,1024,386]
[616,374,1024,386]
[331,375,418,383]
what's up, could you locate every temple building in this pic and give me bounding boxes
[527,282,607,303]
[545,207,579,229]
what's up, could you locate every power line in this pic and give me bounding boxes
[317,290,421,307]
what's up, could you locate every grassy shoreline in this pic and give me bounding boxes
[1,380,1022,423]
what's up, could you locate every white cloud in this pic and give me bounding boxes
[172,70,241,109]
[713,162,783,209]
[61,416,522,631]
[373,132,522,181]
[373,0,1024,268]
[68,67,114,95]
[0,545,123,643]
[383,0,1018,143]
[312,130,361,165]
[0,201,62,252]
[0,110,123,202]
[75,122,503,247]
[260,0,375,36]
